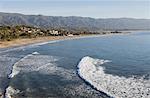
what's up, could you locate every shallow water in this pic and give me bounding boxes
[0,32,150,98]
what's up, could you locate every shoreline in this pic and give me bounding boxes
[0,33,124,48]
[0,35,87,48]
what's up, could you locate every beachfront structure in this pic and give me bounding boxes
[67,34,74,37]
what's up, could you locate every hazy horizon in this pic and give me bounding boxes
[0,0,150,19]
[0,11,150,20]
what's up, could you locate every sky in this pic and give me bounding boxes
[0,0,150,19]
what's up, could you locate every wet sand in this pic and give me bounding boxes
[0,35,90,48]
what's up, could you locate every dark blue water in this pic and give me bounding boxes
[0,31,150,98]
[32,32,150,77]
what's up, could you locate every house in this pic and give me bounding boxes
[28,31,32,33]
[49,30,59,35]
[67,34,74,37]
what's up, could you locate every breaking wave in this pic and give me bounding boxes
[9,52,59,78]
[6,52,76,98]
[77,56,150,98]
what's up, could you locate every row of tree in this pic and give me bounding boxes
[0,25,100,41]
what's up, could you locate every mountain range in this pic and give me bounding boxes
[0,12,150,31]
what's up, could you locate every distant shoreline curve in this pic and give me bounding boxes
[0,33,128,49]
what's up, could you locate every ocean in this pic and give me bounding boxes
[0,31,150,98]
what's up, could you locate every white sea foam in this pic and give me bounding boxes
[9,52,75,80]
[6,52,77,97]
[9,52,59,78]
[77,56,150,98]
[5,86,20,98]
[32,51,40,55]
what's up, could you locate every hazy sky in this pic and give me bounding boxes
[0,0,150,19]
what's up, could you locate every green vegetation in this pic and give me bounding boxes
[0,25,124,41]
[0,25,100,41]
[0,25,65,41]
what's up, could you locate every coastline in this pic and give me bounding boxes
[0,33,125,48]
[0,35,88,48]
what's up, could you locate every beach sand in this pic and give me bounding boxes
[0,35,96,48]
[0,33,128,48]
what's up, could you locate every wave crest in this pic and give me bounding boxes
[77,56,150,98]
[9,52,58,78]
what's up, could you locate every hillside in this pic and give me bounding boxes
[0,12,150,31]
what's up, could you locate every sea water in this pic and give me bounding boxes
[0,31,150,98]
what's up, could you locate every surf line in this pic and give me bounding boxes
[76,57,113,98]
[3,52,39,98]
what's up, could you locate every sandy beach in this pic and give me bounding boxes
[0,35,85,48]
[0,35,96,48]
[0,33,130,48]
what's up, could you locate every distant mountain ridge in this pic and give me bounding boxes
[0,12,150,31]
